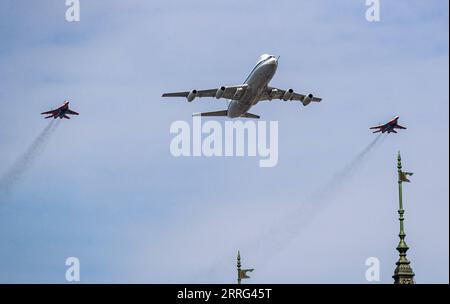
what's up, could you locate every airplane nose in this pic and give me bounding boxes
[268,57,278,66]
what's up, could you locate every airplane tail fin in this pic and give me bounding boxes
[45,115,54,119]
[372,129,382,133]
[63,115,71,119]
[193,110,228,117]
[192,110,260,119]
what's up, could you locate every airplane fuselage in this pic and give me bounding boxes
[381,116,401,133]
[227,56,278,118]
[54,103,69,119]
[383,125,396,133]
[55,109,66,118]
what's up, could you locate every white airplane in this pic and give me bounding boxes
[162,54,322,119]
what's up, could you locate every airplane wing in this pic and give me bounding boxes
[66,109,79,115]
[259,86,322,105]
[41,110,57,115]
[162,85,248,100]
[369,125,385,129]
[395,124,407,129]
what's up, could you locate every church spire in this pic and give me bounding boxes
[393,151,415,284]
[237,251,242,284]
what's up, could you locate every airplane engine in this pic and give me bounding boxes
[269,89,278,100]
[233,87,245,100]
[302,93,314,106]
[187,89,197,102]
[282,89,294,101]
[215,86,226,99]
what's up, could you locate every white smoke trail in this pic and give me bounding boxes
[250,134,387,263]
[312,133,385,202]
[0,119,60,198]
[196,134,388,281]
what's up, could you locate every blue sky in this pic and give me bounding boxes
[0,0,448,283]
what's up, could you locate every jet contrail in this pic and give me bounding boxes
[313,133,385,202]
[250,133,387,266]
[196,134,387,281]
[0,119,60,198]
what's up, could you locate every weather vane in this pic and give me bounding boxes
[237,251,254,284]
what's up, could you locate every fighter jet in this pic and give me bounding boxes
[162,54,322,119]
[370,116,406,134]
[41,101,79,119]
